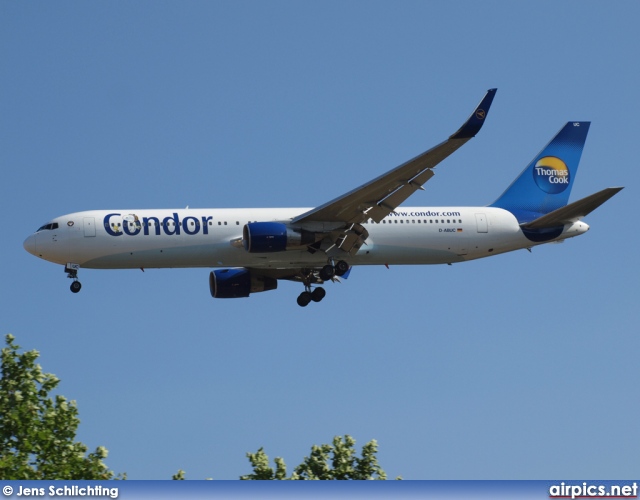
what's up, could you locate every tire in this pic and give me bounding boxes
[297,291,312,307]
[319,264,335,281]
[311,287,326,302]
[335,260,349,276]
[70,281,82,293]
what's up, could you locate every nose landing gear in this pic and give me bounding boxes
[65,263,82,293]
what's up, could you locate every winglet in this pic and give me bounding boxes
[450,88,497,140]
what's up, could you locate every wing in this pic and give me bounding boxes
[293,88,497,227]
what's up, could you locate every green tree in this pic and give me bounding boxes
[240,435,395,480]
[0,334,119,479]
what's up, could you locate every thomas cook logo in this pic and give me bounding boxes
[533,156,570,194]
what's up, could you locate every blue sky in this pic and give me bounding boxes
[1,1,638,480]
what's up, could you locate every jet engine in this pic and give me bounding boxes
[242,222,314,253]
[209,268,277,298]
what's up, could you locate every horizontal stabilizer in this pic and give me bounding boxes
[522,187,623,229]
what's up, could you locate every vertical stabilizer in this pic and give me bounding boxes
[490,122,590,223]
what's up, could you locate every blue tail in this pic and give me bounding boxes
[490,122,590,224]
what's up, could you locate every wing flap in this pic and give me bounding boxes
[332,223,369,255]
[368,168,437,222]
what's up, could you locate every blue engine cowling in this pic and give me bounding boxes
[209,268,277,298]
[243,222,314,253]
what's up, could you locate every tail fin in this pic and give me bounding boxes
[490,122,590,224]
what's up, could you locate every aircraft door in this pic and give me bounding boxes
[475,213,488,233]
[83,217,96,237]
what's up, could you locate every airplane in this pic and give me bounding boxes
[23,89,623,307]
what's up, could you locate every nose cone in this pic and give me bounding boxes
[23,234,36,256]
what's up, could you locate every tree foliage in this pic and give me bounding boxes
[2,334,393,481]
[0,334,118,479]
[240,435,393,480]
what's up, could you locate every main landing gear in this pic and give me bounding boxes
[65,263,82,293]
[296,260,349,307]
[297,286,326,307]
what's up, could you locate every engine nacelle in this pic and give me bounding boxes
[242,222,314,253]
[209,268,277,298]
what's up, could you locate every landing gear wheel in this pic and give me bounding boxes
[297,291,312,307]
[335,260,349,276]
[65,264,81,293]
[311,287,326,302]
[319,264,335,281]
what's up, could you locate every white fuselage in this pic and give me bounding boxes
[23,206,589,270]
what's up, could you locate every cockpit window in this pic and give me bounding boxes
[36,222,59,232]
